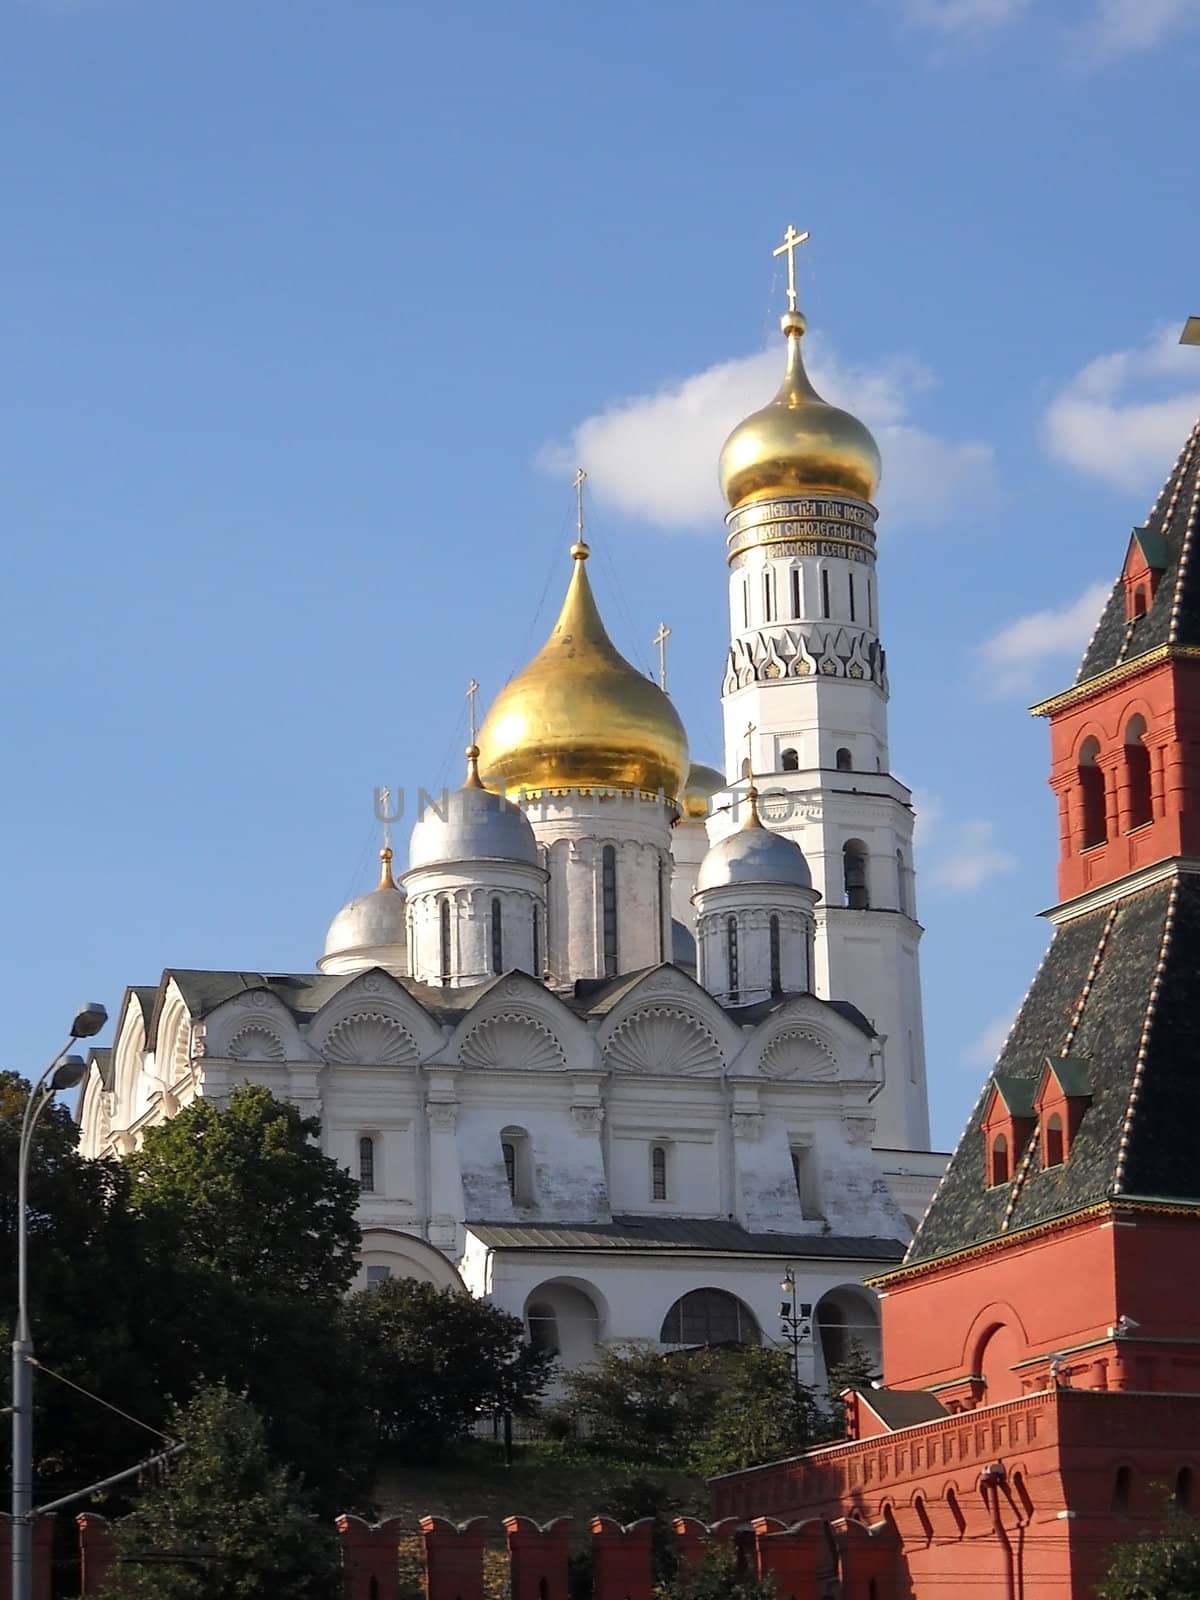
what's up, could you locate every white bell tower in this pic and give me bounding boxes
[708,228,931,1152]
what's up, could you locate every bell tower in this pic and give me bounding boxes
[709,228,930,1153]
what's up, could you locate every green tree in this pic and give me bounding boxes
[1100,1508,1200,1600]
[658,1547,776,1600]
[824,1339,879,1441]
[690,1348,823,1478]
[341,1277,554,1463]
[561,1342,721,1459]
[108,1387,343,1600]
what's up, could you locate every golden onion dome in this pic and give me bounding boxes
[477,541,689,799]
[718,310,881,510]
[680,762,725,822]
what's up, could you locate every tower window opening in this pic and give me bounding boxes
[989,1133,1009,1187]
[1125,715,1152,830]
[867,578,874,629]
[439,898,452,981]
[602,845,618,977]
[848,571,856,621]
[501,1127,534,1207]
[651,1143,668,1201]
[896,849,910,916]
[836,747,852,772]
[1044,1113,1065,1168]
[790,567,801,619]
[1133,588,1148,618]
[821,569,831,619]
[770,914,782,994]
[490,896,503,974]
[532,905,541,979]
[763,571,773,622]
[843,839,870,910]
[741,579,749,630]
[727,915,740,1002]
[358,1135,376,1192]
[781,747,799,772]
[1078,737,1106,849]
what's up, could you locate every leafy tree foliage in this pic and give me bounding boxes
[824,1339,879,1440]
[1100,1508,1200,1600]
[342,1277,554,1462]
[658,1547,776,1600]
[690,1347,823,1477]
[108,1387,342,1600]
[560,1341,720,1459]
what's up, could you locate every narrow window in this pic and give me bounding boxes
[836,747,852,772]
[770,914,782,994]
[867,578,874,629]
[790,567,801,619]
[1044,1113,1065,1168]
[1125,716,1152,830]
[1078,737,1106,849]
[990,1134,1009,1186]
[651,1144,668,1201]
[791,1148,803,1198]
[602,845,618,977]
[1113,1466,1132,1516]
[896,849,909,916]
[365,1264,391,1290]
[741,579,749,629]
[763,571,773,622]
[727,915,739,1001]
[781,747,799,772]
[532,905,541,978]
[843,840,869,909]
[439,898,452,980]
[1133,588,1148,618]
[657,859,666,964]
[358,1135,376,1193]
[821,568,831,619]
[490,896,503,974]
[502,1140,517,1198]
[849,571,856,621]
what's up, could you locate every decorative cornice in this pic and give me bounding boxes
[1041,858,1200,925]
[1030,644,1200,717]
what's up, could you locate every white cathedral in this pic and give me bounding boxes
[79,253,944,1389]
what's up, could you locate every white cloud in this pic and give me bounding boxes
[962,1006,1019,1071]
[976,581,1111,695]
[914,791,1017,892]
[1045,325,1200,491]
[900,0,1029,34]
[1080,0,1200,58]
[539,340,992,534]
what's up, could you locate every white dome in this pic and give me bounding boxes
[696,806,812,892]
[322,850,407,967]
[408,748,539,872]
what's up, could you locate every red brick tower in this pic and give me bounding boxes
[712,408,1200,1598]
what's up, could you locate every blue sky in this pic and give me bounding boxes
[2,0,1199,1147]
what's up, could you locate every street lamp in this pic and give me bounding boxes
[779,1267,813,1388]
[11,1002,107,1600]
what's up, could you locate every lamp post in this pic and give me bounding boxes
[11,1002,107,1600]
[779,1267,813,1389]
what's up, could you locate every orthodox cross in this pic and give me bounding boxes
[574,467,588,543]
[773,223,811,314]
[378,786,393,853]
[654,623,671,693]
[743,721,757,782]
[466,679,480,746]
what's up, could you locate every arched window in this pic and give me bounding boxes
[836,747,852,772]
[1113,1466,1132,1515]
[990,1134,1009,1186]
[501,1127,534,1207]
[790,568,801,619]
[769,915,782,994]
[651,1144,668,1201]
[1044,1113,1064,1168]
[358,1135,376,1192]
[502,1140,516,1197]
[439,898,452,981]
[527,1301,560,1355]
[843,840,869,909]
[821,568,831,619]
[532,905,541,979]
[660,1289,760,1348]
[763,570,774,622]
[490,897,503,974]
[781,747,799,772]
[727,915,740,1001]
[601,845,618,977]
[1125,715,1152,829]
[1078,737,1106,849]
[1133,588,1148,618]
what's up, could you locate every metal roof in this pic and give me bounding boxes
[465,1214,905,1260]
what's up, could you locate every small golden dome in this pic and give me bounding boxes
[680,762,725,821]
[719,311,881,509]
[477,543,689,798]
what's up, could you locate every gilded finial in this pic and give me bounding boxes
[773,223,810,321]
[378,844,396,889]
[464,743,484,789]
[571,467,590,561]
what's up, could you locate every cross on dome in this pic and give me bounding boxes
[773,223,810,314]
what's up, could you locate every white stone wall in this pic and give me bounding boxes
[405,861,547,988]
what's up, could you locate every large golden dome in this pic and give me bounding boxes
[719,311,881,509]
[477,542,689,799]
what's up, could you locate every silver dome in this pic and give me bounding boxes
[671,918,697,967]
[323,855,407,958]
[408,750,539,872]
[696,814,812,892]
